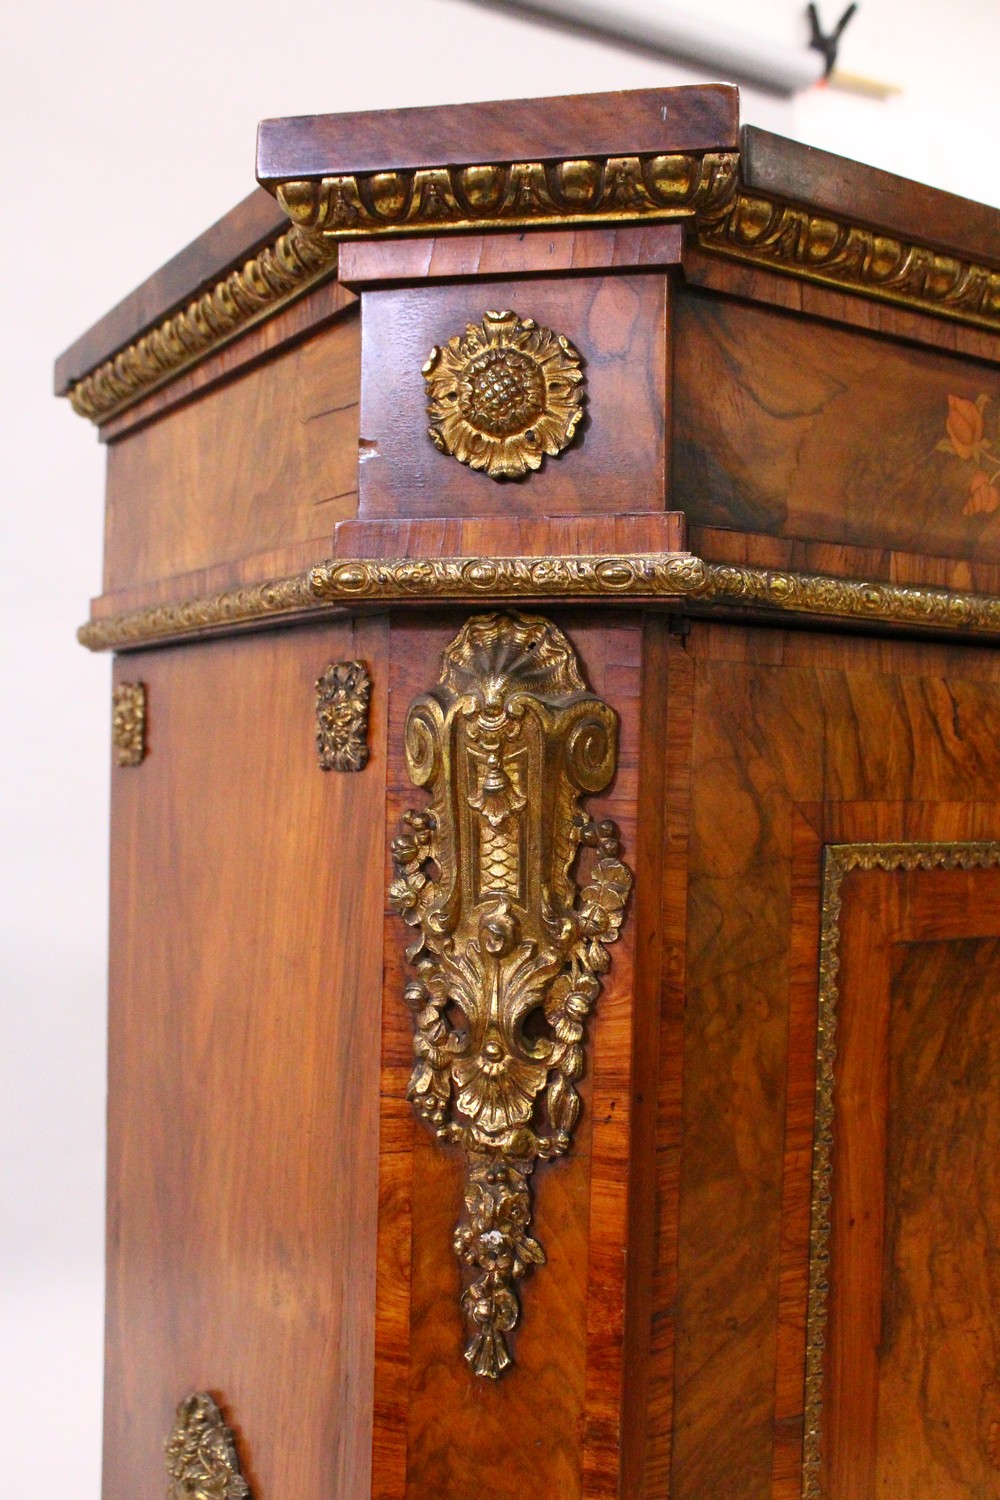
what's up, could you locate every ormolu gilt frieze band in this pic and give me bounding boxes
[697,193,1000,332]
[275,153,1000,330]
[67,224,338,423]
[80,551,1000,652]
[165,1392,251,1500]
[277,150,739,237]
[62,151,1000,427]
[389,612,631,1376]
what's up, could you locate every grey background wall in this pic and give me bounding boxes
[2,1,998,1494]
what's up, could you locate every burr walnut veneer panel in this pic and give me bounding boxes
[825,869,1000,1497]
[673,290,1000,561]
[645,622,1000,1499]
[104,617,387,1500]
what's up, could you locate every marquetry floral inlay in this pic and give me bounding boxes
[423,311,584,479]
[939,392,1000,515]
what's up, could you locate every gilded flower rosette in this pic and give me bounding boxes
[422,310,585,479]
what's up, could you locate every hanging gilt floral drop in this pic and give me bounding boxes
[389,612,631,1377]
[422,310,585,479]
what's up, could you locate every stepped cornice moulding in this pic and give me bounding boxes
[63,141,1000,424]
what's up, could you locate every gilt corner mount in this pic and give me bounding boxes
[165,1391,250,1500]
[388,611,632,1377]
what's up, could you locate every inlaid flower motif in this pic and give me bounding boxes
[967,468,1000,515]
[944,394,986,460]
[937,392,1000,517]
[423,310,585,479]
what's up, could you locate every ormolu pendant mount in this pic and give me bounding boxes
[389,611,632,1376]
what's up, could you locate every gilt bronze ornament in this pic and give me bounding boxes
[164,1392,250,1500]
[422,311,584,479]
[315,659,371,771]
[389,612,632,1376]
[112,682,146,766]
[80,552,1000,654]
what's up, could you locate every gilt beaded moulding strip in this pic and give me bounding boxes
[78,552,1000,652]
[698,192,1000,332]
[67,224,339,423]
[804,841,1000,1498]
[276,149,1000,328]
[276,150,740,237]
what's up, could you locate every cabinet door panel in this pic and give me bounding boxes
[824,865,1000,1499]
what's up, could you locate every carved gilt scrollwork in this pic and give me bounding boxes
[388,612,632,1377]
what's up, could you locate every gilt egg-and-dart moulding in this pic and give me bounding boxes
[422,310,585,479]
[389,612,632,1377]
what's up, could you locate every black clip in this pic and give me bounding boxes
[807,3,858,78]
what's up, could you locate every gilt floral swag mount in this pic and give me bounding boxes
[389,612,632,1377]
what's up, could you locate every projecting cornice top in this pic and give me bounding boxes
[256,84,999,270]
[256,84,740,180]
[57,85,1000,426]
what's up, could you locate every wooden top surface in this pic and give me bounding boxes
[255,83,740,179]
[54,188,288,395]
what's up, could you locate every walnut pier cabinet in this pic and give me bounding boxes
[60,85,1000,1500]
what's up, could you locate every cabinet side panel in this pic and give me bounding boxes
[104,617,387,1500]
[103,310,360,592]
[672,290,1000,562]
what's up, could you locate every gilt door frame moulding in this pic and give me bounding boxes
[803,839,1000,1498]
